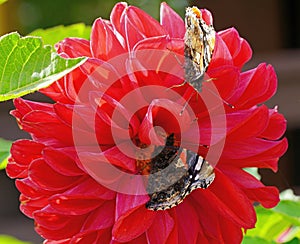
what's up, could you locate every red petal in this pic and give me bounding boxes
[222,137,288,161]
[219,218,243,244]
[118,5,166,49]
[11,98,54,126]
[80,144,137,172]
[55,38,91,58]
[243,186,279,208]
[19,194,49,218]
[165,209,179,244]
[226,106,269,141]
[260,109,287,140]
[82,201,115,231]
[196,235,212,244]
[176,200,200,243]
[113,205,156,242]
[71,231,98,244]
[113,189,155,242]
[44,239,70,244]
[191,197,221,242]
[16,178,51,199]
[236,38,252,67]
[34,207,82,230]
[200,9,214,26]
[231,64,277,108]
[123,16,145,50]
[110,2,128,34]
[53,103,73,126]
[54,103,100,146]
[133,35,172,50]
[34,207,86,240]
[43,148,83,176]
[209,34,233,69]
[58,177,115,200]
[220,166,280,208]
[127,6,166,36]
[91,18,125,60]
[194,169,256,229]
[110,234,148,244]
[190,195,243,243]
[6,140,45,178]
[207,65,240,101]
[139,98,192,144]
[41,67,88,104]
[219,28,252,68]
[115,183,149,219]
[29,159,80,191]
[77,154,127,187]
[146,211,174,244]
[70,228,113,244]
[21,110,73,146]
[5,160,28,179]
[160,2,184,38]
[49,195,103,215]
[10,139,44,166]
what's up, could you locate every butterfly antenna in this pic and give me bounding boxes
[203,85,235,108]
[180,92,194,116]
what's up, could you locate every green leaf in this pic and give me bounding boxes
[273,200,300,223]
[242,236,276,244]
[29,23,91,47]
[0,235,30,244]
[284,237,300,244]
[0,32,87,101]
[0,0,7,5]
[245,206,291,242]
[244,196,300,243]
[0,138,12,169]
[252,206,290,240]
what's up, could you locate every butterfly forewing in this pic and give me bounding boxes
[184,6,216,92]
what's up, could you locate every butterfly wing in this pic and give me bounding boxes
[184,6,216,92]
[186,150,215,192]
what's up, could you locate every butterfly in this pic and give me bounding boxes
[145,6,216,211]
[146,134,215,211]
[184,6,216,92]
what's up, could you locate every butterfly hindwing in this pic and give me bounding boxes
[186,150,215,191]
[146,134,215,211]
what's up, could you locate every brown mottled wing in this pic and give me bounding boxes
[186,150,215,192]
[146,134,189,210]
[146,134,215,211]
[184,6,216,92]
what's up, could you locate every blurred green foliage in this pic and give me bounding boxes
[0,138,12,169]
[0,235,30,244]
[12,0,187,35]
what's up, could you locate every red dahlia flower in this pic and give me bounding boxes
[6,2,287,243]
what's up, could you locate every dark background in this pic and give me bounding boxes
[0,0,299,243]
